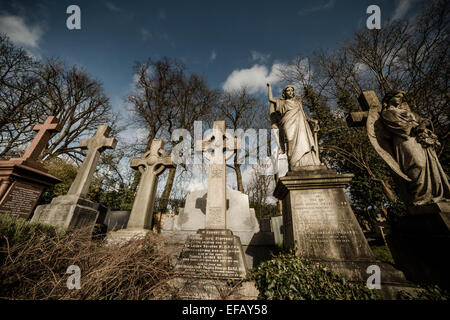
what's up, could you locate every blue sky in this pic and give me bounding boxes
[0,0,424,192]
[0,0,423,116]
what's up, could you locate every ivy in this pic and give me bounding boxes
[250,250,380,300]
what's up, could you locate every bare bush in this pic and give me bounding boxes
[0,227,178,300]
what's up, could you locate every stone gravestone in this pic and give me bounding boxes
[161,188,275,268]
[32,125,117,233]
[349,91,450,289]
[0,116,62,219]
[170,121,257,299]
[106,139,175,242]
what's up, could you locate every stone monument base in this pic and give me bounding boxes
[157,278,259,300]
[274,167,415,298]
[388,202,450,289]
[0,161,61,219]
[175,229,248,280]
[32,194,99,233]
[105,228,152,245]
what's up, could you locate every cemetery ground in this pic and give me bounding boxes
[0,213,448,300]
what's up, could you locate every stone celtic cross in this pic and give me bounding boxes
[126,139,175,230]
[13,116,62,163]
[67,125,117,198]
[196,120,240,229]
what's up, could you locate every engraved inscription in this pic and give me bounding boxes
[293,189,356,244]
[0,182,42,218]
[176,232,246,279]
[210,165,223,178]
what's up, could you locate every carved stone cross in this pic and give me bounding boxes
[67,125,117,198]
[126,139,175,230]
[13,116,62,163]
[196,120,240,229]
[346,91,381,128]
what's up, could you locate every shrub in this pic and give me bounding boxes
[397,285,449,300]
[370,245,395,265]
[0,214,59,248]
[250,250,380,300]
[0,219,178,299]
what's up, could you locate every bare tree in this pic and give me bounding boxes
[35,60,118,162]
[127,57,219,212]
[279,0,449,206]
[0,34,42,158]
[217,87,264,192]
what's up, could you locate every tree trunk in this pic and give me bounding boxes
[159,166,177,212]
[234,153,244,192]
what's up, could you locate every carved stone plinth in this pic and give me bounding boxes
[388,202,450,289]
[274,167,412,298]
[0,164,61,219]
[32,195,99,233]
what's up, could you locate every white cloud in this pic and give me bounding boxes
[140,28,152,41]
[0,14,42,48]
[209,49,217,62]
[298,0,335,16]
[136,128,149,143]
[105,1,122,12]
[391,0,418,21]
[158,9,167,20]
[251,50,270,64]
[222,63,285,94]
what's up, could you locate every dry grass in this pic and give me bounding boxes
[0,227,179,300]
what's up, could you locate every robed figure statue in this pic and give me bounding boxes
[378,90,450,206]
[267,83,321,170]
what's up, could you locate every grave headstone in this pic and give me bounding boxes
[0,116,62,219]
[106,139,175,242]
[175,121,248,278]
[161,188,275,268]
[32,125,117,233]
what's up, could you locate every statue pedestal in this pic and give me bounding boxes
[32,195,99,233]
[274,167,412,298]
[388,202,450,289]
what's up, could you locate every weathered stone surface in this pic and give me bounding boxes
[274,169,375,261]
[175,229,248,280]
[271,215,283,246]
[0,116,62,219]
[161,188,275,268]
[352,90,450,206]
[274,167,412,297]
[0,181,42,219]
[32,195,99,233]
[388,203,450,289]
[32,125,117,231]
[157,278,259,300]
[106,139,174,243]
[267,83,321,170]
[103,210,131,231]
[67,125,117,198]
[196,121,239,229]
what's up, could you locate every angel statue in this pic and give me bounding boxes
[367,90,449,206]
[267,83,321,170]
